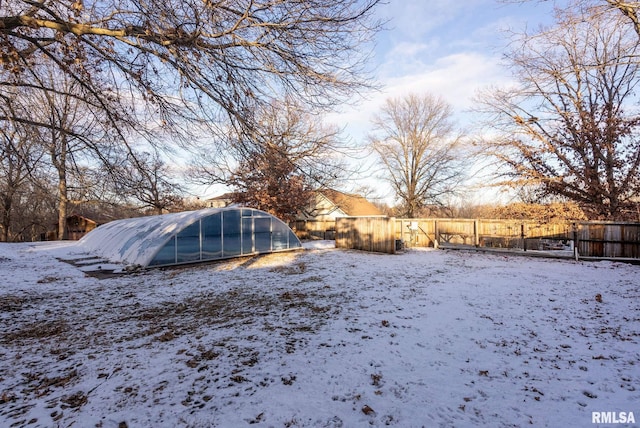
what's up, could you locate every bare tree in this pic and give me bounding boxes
[191,98,349,221]
[1,1,381,233]
[503,1,640,39]
[605,1,640,36]
[117,149,184,215]
[369,93,466,218]
[0,98,46,241]
[1,0,381,141]
[27,74,116,239]
[11,178,58,241]
[476,8,640,220]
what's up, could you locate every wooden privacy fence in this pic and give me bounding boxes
[576,222,640,259]
[294,219,337,240]
[334,216,640,259]
[335,217,397,254]
[396,219,572,249]
[396,218,640,259]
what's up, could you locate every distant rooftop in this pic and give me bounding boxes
[318,189,383,217]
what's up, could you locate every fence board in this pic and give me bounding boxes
[336,217,396,254]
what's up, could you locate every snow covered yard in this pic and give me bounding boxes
[0,241,639,428]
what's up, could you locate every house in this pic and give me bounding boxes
[204,192,237,208]
[43,214,101,241]
[296,189,384,239]
[300,189,383,221]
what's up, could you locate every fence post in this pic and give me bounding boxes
[390,217,396,254]
[521,223,527,251]
[573,222,579,261]
[433,220,439,249]
[474,219,480,247]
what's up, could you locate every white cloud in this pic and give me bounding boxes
[324,50,512,203]
[377,0,490,41]
[384,52,507,109]
[328,51,510,142]
[324,0,557,202]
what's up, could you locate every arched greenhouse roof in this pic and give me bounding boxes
[78,207,302,268]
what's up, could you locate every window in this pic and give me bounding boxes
[255,217,272,252]
[177,221,201,263]
[202,213,222,260]
[150,236,176,266]
[272,222,290,250]
[242,216,254,254]
[222,210,241,256]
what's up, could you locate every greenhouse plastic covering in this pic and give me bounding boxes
[78,207,302,268]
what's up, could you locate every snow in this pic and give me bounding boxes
[1,240,639,427]
[77,209,216,268]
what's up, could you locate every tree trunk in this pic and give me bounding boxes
[57,168,68,240]
[1,195,11,242]
[52,139,69,241]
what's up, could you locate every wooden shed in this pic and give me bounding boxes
[44,214,100,241]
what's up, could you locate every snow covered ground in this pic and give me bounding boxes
[0,240,639,427]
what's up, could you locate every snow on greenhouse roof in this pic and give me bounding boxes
[78,208,215,268]
[78,207,302,269]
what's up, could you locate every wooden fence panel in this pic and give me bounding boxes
[577,222,640,259]
[604,224,619,258]
[294,219,336,240]
[437,220,476,246]
[477,220,523,249]
[333,217,639,259]
[392,218,640,259]
[622,224,640,258]
[579,223,604,257]
[336,217,396,254]
[525,222,572,240]
[396,219,436,247]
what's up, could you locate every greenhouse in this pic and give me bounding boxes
[78,207,303,268]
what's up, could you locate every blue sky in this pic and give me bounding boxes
[321,0,564,203]
[199,1,565,202]
[329,0,561,141]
